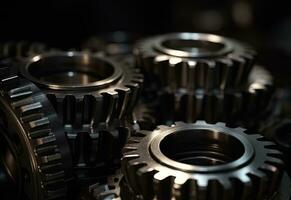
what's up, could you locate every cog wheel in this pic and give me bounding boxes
[0,67,73,199]
[19,51,143,183]
[151,66,273,126]
[134,32,256,90]
[122,121,284,200]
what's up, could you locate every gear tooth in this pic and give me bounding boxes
[215,122,226,127]
[248,171,268,199]
[153,172,174,200]
[8,84,33,99]
[265,157,284,167]
[196,179,208,200]
[126,162,147,195]
[100,92,119,123]
[19,102,42,116]
[174,121,187,127]
[28,117,50,130]
[137,166,156,199]
[195,120,207,125]
[63,95,76,126]
[154,54,170,63]
[156,125,170,130]
[128,136,143,143]
[173,176,189,200]
[266,149,283,157]
[259,164,283,195]
[115,86,131,118]
[262,141,278,148]
[122,145,138,154]
[233,127,247,132]
[230,176,252,200]
[137,130,151,137]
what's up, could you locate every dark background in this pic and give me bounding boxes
[1,0,291,86]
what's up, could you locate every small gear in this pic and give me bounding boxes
[0,67,73,199]
[122,121,284,200]
[19,51,143,183]
[134,32,256,90]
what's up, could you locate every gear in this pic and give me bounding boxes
[150,66,273,126]
[0,67,73,199]
[122,121,284,200]
[134,32,256,90]
[19,51,143,183]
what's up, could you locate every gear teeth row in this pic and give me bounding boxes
[0,68,72,199]
[154,87,272,125]
[134,33,256,91]
[0,41,47,59]
[121,121,284,200]
[20,53,144,183]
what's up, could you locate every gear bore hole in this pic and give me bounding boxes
[160,130,244,166]
[26,53,116,86]
[161,39,225,54]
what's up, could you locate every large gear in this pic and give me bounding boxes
[134,32,256,90]
[19,51,143,183]
[122,121,284,200]
[0,66,73,199]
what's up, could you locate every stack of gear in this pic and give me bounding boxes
[0,32,289,200]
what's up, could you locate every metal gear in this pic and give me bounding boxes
[19,51,143,183]
[122,121,284,200]
[150,66,273,126]
[134,32,256,90]
[0,66,73,199]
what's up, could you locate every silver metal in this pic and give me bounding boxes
[134,32,256,90]
[122,121,284,200]
[21,51,123,90]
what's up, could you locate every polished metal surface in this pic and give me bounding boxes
[135,32,256,90]
[0,67,73,199]
[122,121,284,200]
[22,51,123,90]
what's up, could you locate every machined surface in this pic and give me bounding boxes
[0,66,73,199]
[122,121,284,200]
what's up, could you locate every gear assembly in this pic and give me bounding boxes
[0,33,290,200]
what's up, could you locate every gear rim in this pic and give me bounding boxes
[0,67,73,199]
[122,121,284,200]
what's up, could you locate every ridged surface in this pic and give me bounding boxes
[0,67,72,199]
[121,121,284,200]
[134,33,256,90]
[21,53,144,183]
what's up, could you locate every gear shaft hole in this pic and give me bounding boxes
[160,130,244,166]
[161,39,225,55]
[25,53,118,88]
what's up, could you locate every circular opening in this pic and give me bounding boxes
[26,53,119,88]
[161,39,225,55]
[160,130,244,166]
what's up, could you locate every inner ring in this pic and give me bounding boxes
[154,33,234,58]
[150,126,254,173]
[22,52,123,90]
